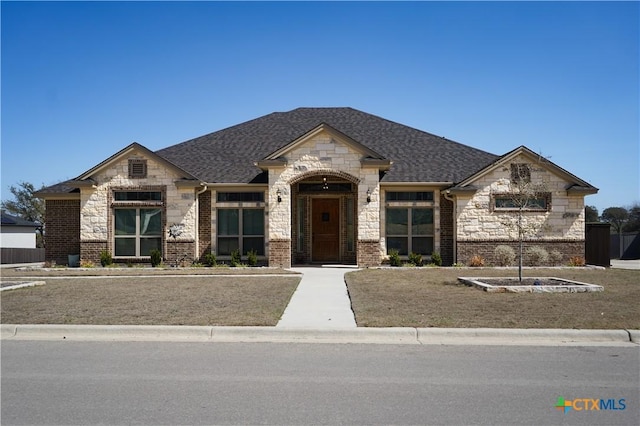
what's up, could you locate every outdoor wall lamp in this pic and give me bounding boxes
[276,189,282,203]
[366,188,372,203]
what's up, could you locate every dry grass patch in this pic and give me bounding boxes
[1,276,300,326]
[345,268,640,329]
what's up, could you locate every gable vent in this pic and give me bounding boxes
[128,159,147,178]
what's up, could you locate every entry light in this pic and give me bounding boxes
[276,189,282,203]
[366,188,372,203]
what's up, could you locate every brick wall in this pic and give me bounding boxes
[457,240,585,266]
[440,194,454,266]
[166,240,196,266]
[357,239,381,267]
[198,190,212,260]
[45,199,80,265]
[81,241,107,264]
[269,239,291,268]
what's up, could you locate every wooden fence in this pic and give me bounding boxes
[1,248,45,264]
[610,232,640,260]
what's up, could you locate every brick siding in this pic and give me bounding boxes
[269,239,291,268]
[439,194,454,266]
[457,240,585,266]
[357,239,381,267]
[45,199,80,265]
[198,190,212,260]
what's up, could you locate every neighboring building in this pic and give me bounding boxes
[1,211,40,248]
[36,107,597,267]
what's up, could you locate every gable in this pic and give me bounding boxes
[451,146,597,194]
[76,142,197,183]
[263,123,387,161]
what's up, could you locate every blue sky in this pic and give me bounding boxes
[2,1,638,213]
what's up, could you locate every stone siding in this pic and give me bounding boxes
[457,240,585,266]
[78,148,198,260]
[45,199,80,265]
[267,131,383,267]
[457,153,586,242]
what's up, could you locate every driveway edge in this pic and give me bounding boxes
[2,324,638,346]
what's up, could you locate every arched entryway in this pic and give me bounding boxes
[290,171,359,265]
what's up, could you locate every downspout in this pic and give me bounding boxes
[194,183,208,259]
[443,190,457,265]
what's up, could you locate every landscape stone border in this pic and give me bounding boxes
[458,277,604,293]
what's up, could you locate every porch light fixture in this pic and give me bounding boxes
[276,189,282,203]
[366,188,372,203]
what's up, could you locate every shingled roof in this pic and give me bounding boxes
[156,107,499,184]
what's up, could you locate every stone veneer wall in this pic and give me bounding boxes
[267,131,383,267]
[269,239,291,268]
[454,155,589,266]
[439,194,454,266]
[78,149,198,262]
[456,154,586,243]
[45,199,81,265]
[457,240,584,266]
[198,190,212,260]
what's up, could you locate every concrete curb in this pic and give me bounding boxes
[2,324,638,346]
[0,281,46,292]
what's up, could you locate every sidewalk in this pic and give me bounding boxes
[276,266,357,328]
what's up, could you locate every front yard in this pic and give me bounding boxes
[345,268,640,329]
[2,267,638,329]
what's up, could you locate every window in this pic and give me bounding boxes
[346,198,355,252]
[217,192,264,202]
[386,191,434,202]
[114,191,162,201]
[128,159,147,178]
[297,198,305,252]
[386,208,434,255]
[217,208,265,255]
[114,208,162,256]
[511,163,531,183]
[494,194,550,211]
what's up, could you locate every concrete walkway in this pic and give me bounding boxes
[277,266,357,328]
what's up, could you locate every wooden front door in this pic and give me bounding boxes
[312,198,340,262]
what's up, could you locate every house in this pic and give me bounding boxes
[1,211,40,249]
[36,107,597,267]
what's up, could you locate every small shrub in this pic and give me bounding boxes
[549,250,563,266]
[202,253,216,267]
[494,245,516,267]
[247,249,258,267]
[150,249,162,267]
[569,256,586,267]
[408,252,423,267]
[430,252,442,266]
[526,246,549,266]
[80,259,95,268]
[469,255,485,267]
[402,262,416,268]
[230,249,242,267]
[388,249,401,267]
[99,250,113,267]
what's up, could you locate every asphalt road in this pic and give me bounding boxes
[2,341,638,425]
